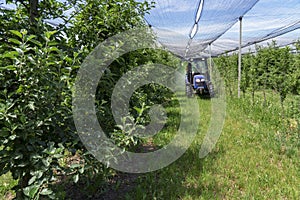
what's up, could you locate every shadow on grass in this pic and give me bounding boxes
[49,137,225,200]
[122,145,225,200]
[52,96,222,199]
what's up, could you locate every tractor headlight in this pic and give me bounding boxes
[201,78,205,82]
[196,78,201,83]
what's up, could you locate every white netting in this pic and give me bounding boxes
[142,0,300,58]
[2,0,299,58]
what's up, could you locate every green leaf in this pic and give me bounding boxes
[17,85,24,94]
[133,106,142,115]
[28,101,35,111]
[0,65,16,71]
[14,153,23,160]
[23,184,39,198]
[30,39,42,47]
[9,30,23,39]
[45,31,57,39]
[73,174,79,183]
[53,154,64,159]
[79,166,85,174]
[26,35,36,42]
[28,175,37,185]
[2,51,18,59]
[70,164,80,169]
[48,47,60,53]
[31,170,43,179]
[48,41,59,46]
[20,29,28,36]
[28,56,36,64]
[23,186,30,196]
[18,162,28,167]
[42,158,50,167]
[8,38,21,45]
[14,47,23,55]
[40,188,53,195]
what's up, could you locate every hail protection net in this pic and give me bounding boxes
[1,0,300,58]
[142,0,300,58]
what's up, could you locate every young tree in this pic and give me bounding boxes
[291,41,300,95]
[0,0,154,198]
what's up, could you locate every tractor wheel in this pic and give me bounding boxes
[186,84,193,98]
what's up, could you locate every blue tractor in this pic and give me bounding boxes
[185,58,214,98]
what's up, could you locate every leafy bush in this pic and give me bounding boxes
[0,28,81,199]
[0,1,181,198]
[214,42,300,158]
[214,41,300,101]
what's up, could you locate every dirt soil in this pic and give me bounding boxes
[65,141,158,199]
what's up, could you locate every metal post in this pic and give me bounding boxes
[238,16,243,98]
[209,43,212,80]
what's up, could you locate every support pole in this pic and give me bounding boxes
[238,16,243,98]
[209,43,212,80]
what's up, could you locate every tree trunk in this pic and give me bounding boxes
[280,94,285,119]
[263,83,267,106]
[29,0,39,24]
[252,89,255,106]
[16,172,31,199]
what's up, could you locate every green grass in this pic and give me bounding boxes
[124,93,300,199]
[0,92,298,199]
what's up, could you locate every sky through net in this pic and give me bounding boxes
[142,0,300,58]
[1,0,299,59]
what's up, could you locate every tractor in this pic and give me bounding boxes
[185,58,214,98]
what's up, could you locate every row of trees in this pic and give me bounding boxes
[214,42,300,157]
[214,41,300,106]
[0,0,180,199]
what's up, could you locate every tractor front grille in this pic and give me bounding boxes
[196,82,205,88]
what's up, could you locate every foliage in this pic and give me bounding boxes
[124,95,299,199]
[0,0,184,198]
[214,41,300,158]
[0,27,79,199]
[2,0,297,198]
[214,41,300,102]
[68,0,154,52]
[214,54,238,96]
[0,172,18,199]
[0,0,168,199]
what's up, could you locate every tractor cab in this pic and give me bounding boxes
[185,58,214,97]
